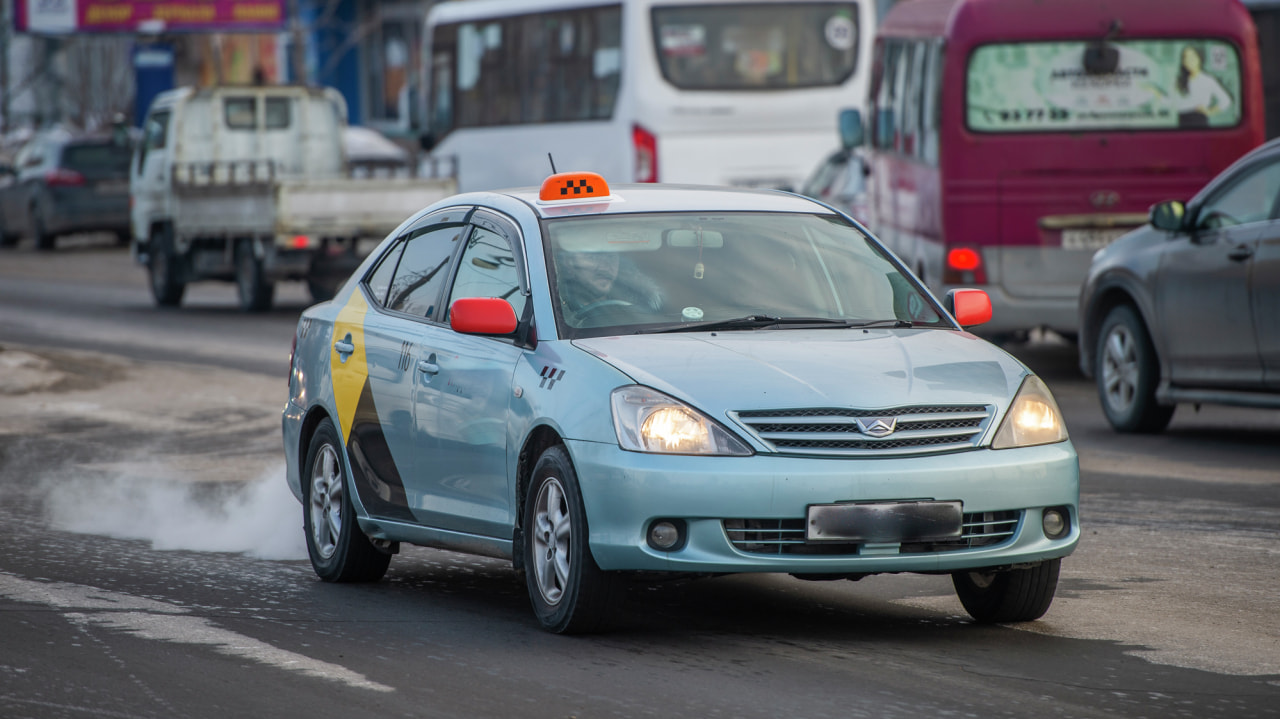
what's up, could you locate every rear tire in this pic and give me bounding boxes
[523,445,622,634]
[307,276,341,303]
[148,225,186,307]
[953,559,1061,623]
[235,240,275,312]
[1095,304,1174,433]
[303,418,391,583]
[32,207,54,251]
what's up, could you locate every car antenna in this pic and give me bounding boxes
[547,153,558,174]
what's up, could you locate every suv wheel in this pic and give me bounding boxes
[1095,304,1174,432]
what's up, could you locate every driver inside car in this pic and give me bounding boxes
[555,250,662,325]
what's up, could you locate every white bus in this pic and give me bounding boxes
[420,0,875,192]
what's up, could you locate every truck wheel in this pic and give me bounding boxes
[148,226,186,307]
[523,445,622,634]
[307,277,341,303]
[0,211,16,248]
[235,241,275,312]
[952,559,1061,623]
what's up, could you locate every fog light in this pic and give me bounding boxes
[1042,507,1069,539]
[647,520,684,551]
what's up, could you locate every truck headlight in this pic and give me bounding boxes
[991,375,1069,449]
[611,386,752,455]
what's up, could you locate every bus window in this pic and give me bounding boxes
[430,5,622,133]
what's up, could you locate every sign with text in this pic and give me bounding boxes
[966,39,1242,133]
[16,0,285,34]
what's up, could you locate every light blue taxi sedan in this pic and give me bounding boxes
[283,172,1079,634]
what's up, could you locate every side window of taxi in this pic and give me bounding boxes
[446,225,527,321]
[373,224,465,319]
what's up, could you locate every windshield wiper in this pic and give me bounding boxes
[638,315,862,334]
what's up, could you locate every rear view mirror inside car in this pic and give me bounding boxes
[665,229,724,248]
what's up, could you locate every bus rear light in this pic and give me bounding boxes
[633,124,658,183]
[944,247,987,284]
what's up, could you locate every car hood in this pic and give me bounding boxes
[572,329,1028,415]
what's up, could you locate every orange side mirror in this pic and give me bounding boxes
[450,297,518,335]
[947,288,992,328]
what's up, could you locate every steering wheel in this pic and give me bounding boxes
[573,298,634,327]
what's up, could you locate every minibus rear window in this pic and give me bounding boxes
[652,3,860,90]
[966,39,1243,132]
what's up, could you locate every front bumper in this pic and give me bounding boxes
[567,439,1079,574]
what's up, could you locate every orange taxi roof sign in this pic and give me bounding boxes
[539,171,610,202]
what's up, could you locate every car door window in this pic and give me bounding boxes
[386,224,466,319]
[1196,159,1280,230]
[446,225,527,321]
[364,239,406,306]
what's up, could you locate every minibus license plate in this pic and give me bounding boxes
[1062,228,1128,251]
[807,501,962,542]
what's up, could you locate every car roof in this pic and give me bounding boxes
[478,182,834,220]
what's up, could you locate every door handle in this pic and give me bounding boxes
[417,359,440,375]
[333,335,355,356]
[1227,244,1254,262]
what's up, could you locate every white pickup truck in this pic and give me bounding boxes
[131,85,456,311]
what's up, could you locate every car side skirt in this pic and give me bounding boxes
[358,516,514,561]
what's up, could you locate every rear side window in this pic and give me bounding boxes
[62,143,133,173]
[365,239,407,306]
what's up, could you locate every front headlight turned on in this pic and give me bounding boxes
[991,375,1069,449]
[611,385,753,456]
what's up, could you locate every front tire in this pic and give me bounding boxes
[1095,304,1174,433]
[303,418,391,583]
[953,559,1061,623]
[523,445,622,634]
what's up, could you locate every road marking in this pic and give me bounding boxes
[0,573,393,693]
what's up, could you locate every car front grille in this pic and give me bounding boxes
[722,510,1021,556]
[730,404,994,456]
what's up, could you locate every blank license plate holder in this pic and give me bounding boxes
[806,501,963,543]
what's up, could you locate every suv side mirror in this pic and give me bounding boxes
[838,109,864,150]
[1150,200,1188,232]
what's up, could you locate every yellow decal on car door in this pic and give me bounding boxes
[330,291,369,441]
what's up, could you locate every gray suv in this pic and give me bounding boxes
[0,128,134,250]
[1079,138,1280,432]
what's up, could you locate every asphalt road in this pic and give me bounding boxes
[1,237,1277,718]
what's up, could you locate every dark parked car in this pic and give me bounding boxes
[799,148,869,226]
[0,128,134,250]
[1079,138,1280,432]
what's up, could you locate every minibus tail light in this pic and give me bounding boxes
[944,246,987,284]
[633,124,658,183]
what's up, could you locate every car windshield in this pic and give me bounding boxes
[543,212,945,339]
